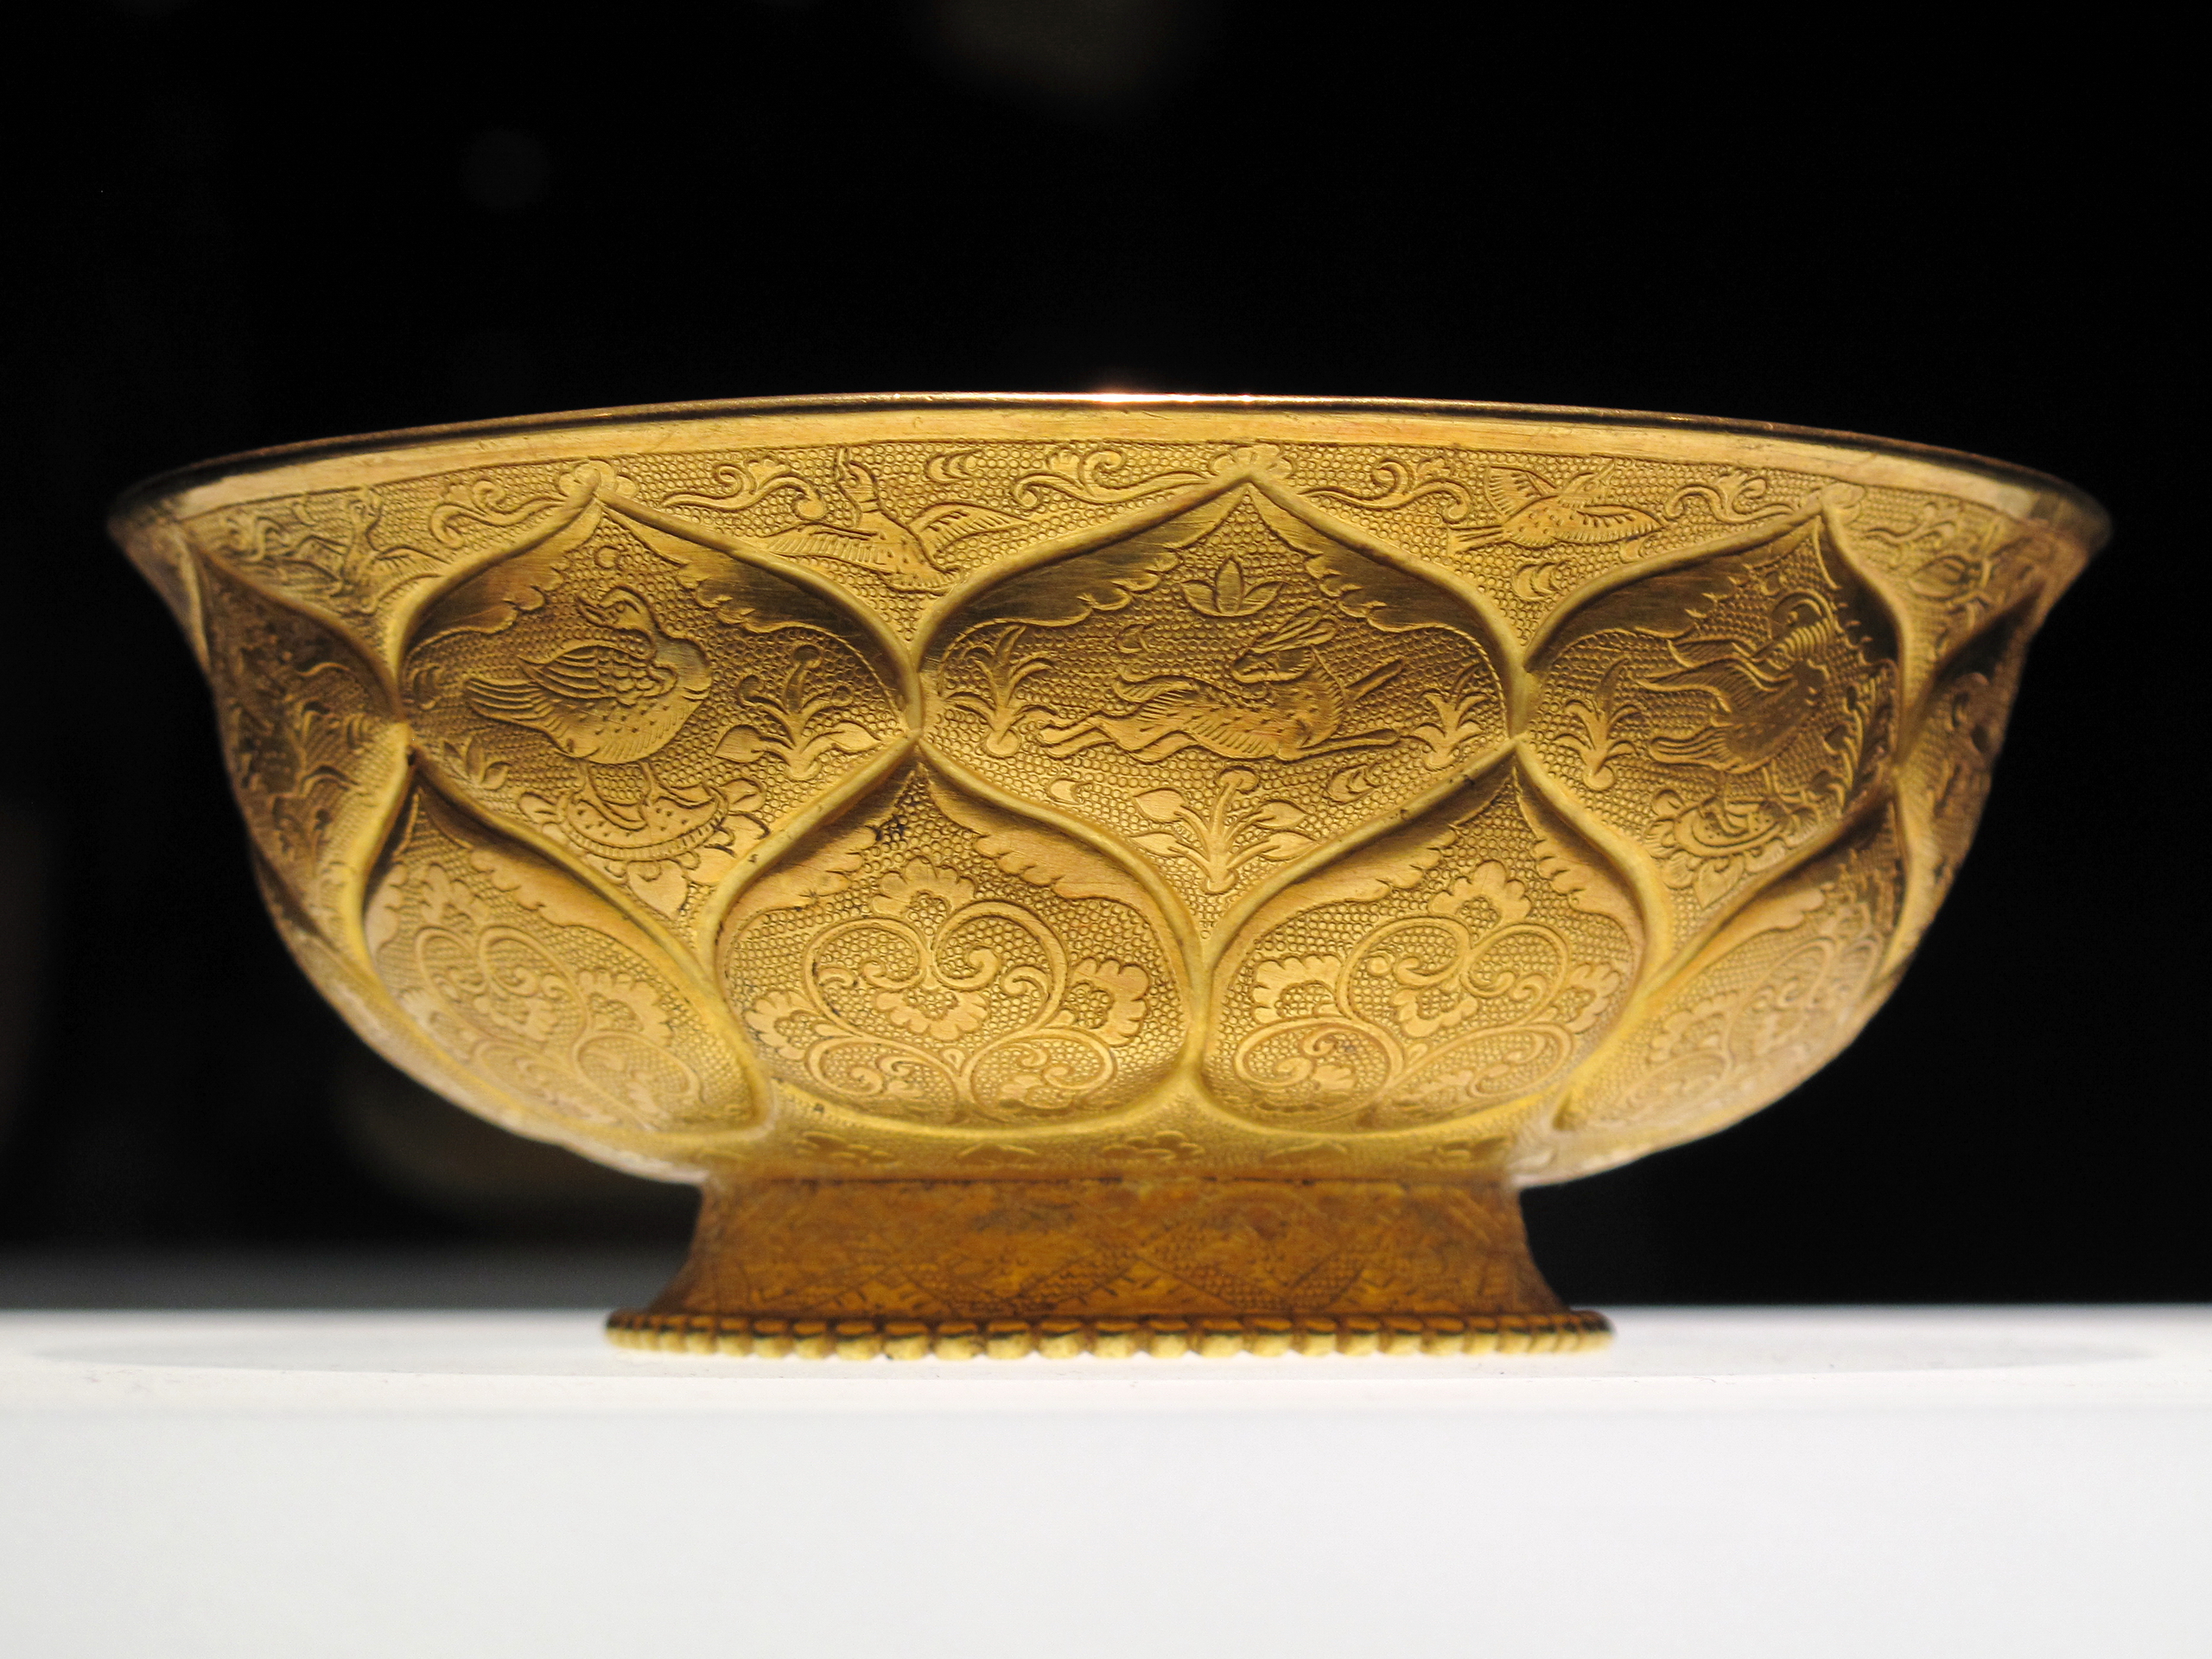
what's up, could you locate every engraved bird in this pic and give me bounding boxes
[1038,605,1402,763]
[463,588,713,823]
[1455,464,1661,550]
[749,451,1022,592]
[1632,592,1838,779]
[243,488,440,609]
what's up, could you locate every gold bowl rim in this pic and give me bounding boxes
[110,391,2110,547]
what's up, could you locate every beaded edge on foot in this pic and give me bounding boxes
[606,1308,1613,1359]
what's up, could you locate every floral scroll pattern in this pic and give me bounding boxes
[367,793,748,1137]
[1206,766,1641,1129]
[721,768,1183,1126]
[743,857,1153,1120]
[1547,812,1906,1178]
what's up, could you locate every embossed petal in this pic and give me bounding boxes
[718,760,1185,1127]
[922,481,1507,940]
[1543,806,1908,1180]
[1205,757,1643,1131]
[365,788,756,1152]
[1528,512,1903,950]
[197,557,409,941]
[1891,601,2037,958]
[400,486,904,949]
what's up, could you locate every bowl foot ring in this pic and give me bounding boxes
[606,1306,1613,1359]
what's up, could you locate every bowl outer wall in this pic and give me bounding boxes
[107,395,2104,1187]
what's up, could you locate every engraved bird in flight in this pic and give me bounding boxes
[1455,464,1660,551]
[238,489,441,611]
[1037,606,1402,763]
[747,451,1022,592]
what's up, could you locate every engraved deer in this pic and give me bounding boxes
[1037,606,1402,764]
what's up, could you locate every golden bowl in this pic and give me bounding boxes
[111,395,2102,1357]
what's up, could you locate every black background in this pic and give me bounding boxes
[1,0,2196,1302]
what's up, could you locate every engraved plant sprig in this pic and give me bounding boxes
[1130,768,1312,893]
[1557,697,1639,791]
[942,622,1056,757]
[715,644,878,781]
[1410,664,1492,770]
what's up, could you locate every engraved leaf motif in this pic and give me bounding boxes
[1183,558,1281,618]
[1099,1129,1205,1164]
[1072,957,1151,1045]
[1133,788,1185,823]
[1122,772,1313,893]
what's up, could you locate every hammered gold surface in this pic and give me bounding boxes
[113,396,2100,1336]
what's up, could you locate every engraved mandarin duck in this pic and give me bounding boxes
[750,451,1021,592]
[463,587,713,827]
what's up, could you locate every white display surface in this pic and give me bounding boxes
[3,1306,2207,1657]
